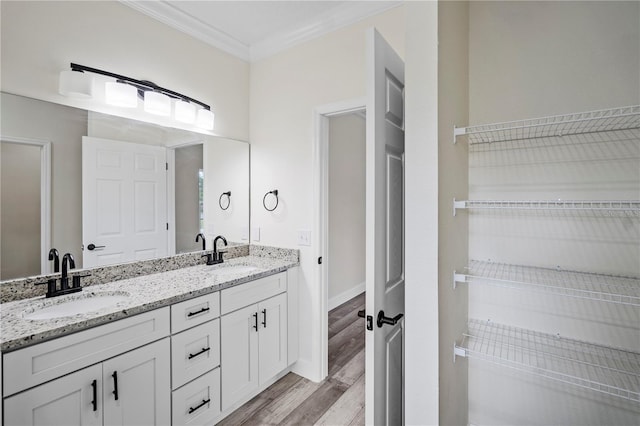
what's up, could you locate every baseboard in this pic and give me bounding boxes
[328,281,365,311]
[290,357,324,383]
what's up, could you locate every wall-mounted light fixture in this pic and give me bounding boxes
[58,63,215,130]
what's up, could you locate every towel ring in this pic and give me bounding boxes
[263,190,279,212]
[219,191,231,210]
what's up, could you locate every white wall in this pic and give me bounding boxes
[328,113,365,308]
[250,6,406,380]
[1,142,41,280]
[1,93,87,268]
[0,1,249,141]
[404,2,440,424]
[203,138,250,245]
[467,2,640,425]
[436,2,470,425]
[175,144,203,253]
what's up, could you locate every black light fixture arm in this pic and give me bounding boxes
[69,63,211,110]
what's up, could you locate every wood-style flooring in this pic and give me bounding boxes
[217,292,366,426]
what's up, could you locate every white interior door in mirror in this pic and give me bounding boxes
[82,137,167,268]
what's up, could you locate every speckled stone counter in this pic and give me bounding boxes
[0,254,298,352]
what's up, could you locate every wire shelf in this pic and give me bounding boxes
[452,199,640,216]
[454,260,640,306]
[454,319,640,402]
[454,105,640,144]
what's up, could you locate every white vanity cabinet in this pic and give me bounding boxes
[219,272,289,411]
[2,306,171,426]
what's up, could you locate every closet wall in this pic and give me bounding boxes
[463,2,639,425]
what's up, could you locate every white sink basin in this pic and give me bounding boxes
[210,265,262,276]
[23,292,130,320]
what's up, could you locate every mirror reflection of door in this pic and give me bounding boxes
[0,139,49,280]
[82,136,168,268]
[174,144,204,254]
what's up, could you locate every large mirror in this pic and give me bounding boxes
[0,92,249,281]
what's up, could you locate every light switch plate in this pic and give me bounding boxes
[252,227,260,242]
[297,229,311,246]
[241,227,249,241]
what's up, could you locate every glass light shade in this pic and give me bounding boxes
[174,100,196,124]
[59,70,93,98]
[105,82,138,108]
[144,91,171,116]
[196,108,215,130]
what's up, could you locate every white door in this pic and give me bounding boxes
[364,28,405,426]
[103,338,171,426]
[258,292,288,384]
[82,137,167,267]
[220,303,259,411]
[4,364,102,426]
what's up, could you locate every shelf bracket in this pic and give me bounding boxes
[453,126,466,144]
[453,198,466,216]
[453,344,466,363]
[453,271,466,289]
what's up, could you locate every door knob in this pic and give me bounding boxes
[377,310,403,328]
[87,243,106,251]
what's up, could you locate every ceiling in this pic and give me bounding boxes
[122,1,402,62]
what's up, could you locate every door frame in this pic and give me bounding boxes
[166,139,204,255]
[312,98,366,380]
[0,135,51,274]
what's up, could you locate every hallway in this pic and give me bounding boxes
[217,292,366,425]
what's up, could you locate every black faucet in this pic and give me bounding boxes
[48,248,60,273]
[36,251,89,297]
[212,235,228,264]
[61,253,76,290]
[196,233,206,251]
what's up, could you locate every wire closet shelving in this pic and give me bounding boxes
[453,105,640,144]
[452,199,640,216]
[454,319,640,402]
[454,260,640,306]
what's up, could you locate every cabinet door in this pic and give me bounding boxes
[220,304,259,411]
[103,338,170,426]
[4,364,102,426]
[258,292,288,384]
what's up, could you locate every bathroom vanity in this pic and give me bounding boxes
[0,254,299,426]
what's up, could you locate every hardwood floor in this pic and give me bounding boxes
[217,292,366,426]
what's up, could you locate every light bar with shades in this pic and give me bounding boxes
[58,63,214,130]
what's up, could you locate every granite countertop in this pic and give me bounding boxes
[0,255,298,352]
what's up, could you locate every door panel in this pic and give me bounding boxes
[365,28,405,426]
[103,338,170,426]
[83,137,167,268]
[220,304,259,411]
[3,365,102,426]
[258,293,288,384]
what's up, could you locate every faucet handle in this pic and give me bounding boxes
[72,273,91,289]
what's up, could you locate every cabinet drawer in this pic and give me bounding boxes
[3,307,170,396]
[221,272,286,315]
[172,368,221,426]
[171,319,220,389]
[171,292,220,334]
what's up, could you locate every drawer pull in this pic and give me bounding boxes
[262,308,267,328]
[187,307,210,317]
[188,347,211,360]
[91,379,98,411]
[188,398,211,414]
[253,312,258,331]
[112,371,119,401]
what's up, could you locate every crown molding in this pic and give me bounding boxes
[120,1,251,61]
[249,2,402,62]
[121,1,402,63]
